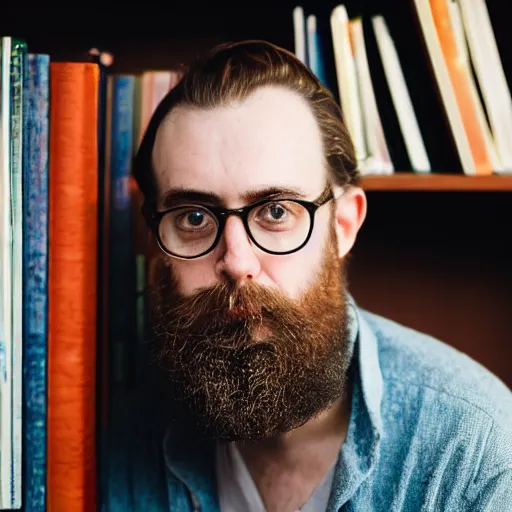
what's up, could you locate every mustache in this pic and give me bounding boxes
[153,278,302,327]
[149,277,317,359]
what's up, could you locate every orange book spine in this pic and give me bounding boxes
[48,62,99,511]
[430,0,492,175]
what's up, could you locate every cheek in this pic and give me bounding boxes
[170,257,219,296]
[263,218,330,299]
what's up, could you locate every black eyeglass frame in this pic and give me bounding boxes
[146,187,335,260]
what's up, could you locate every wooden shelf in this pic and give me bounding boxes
[360,173,512,191]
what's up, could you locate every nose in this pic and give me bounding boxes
[215,215,261,283]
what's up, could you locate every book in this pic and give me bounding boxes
[48,61,99,511]
[22,52,50,512]
[0,35,26,509]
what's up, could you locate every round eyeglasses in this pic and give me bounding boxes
[147,187,334,259]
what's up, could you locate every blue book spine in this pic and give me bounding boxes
[22,53,50,512]
[307,19,329,89]
[109,75,136,387]
[104,74,136,512]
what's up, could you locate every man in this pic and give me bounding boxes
[125,40,512,511]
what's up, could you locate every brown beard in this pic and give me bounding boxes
[148,232,352,442]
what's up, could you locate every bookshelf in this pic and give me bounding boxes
[2,2,511,385]
[361,173,512,191]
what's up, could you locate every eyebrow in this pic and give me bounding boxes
[159,185,310,210]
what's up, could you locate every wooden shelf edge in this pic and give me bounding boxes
[360,173,512,191]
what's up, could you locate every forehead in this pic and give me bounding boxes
[152,85,327,205]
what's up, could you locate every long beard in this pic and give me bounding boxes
[148,237,352,442]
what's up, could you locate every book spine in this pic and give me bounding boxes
[9,37,27,510]
[0,35,13,510]
[48,61,99,512]
[110,75,135,386]
[104,74,136,512]
[22,52,50,512]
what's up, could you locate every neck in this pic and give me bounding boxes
[234,386,352,512]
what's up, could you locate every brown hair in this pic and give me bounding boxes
[133,40,359,214]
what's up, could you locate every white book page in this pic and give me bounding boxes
[0,36,13,508]
[293,6,307,65]
[372,16,431,172]
[351,18,393,174]
[330,5,367,164]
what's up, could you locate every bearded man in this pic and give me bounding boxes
[123,40,512,511]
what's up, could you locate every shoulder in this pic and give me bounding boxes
[359,308,512,432]
[358,309,512,505]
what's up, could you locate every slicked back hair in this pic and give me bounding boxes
[133,40,359,216]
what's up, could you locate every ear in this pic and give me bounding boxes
[332,185,367,259]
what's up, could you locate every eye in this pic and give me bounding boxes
[251,201,304,232]
[265,204,288,221]
[184,211,205,227]
[258,203,290,223]
[174,208,215,233]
